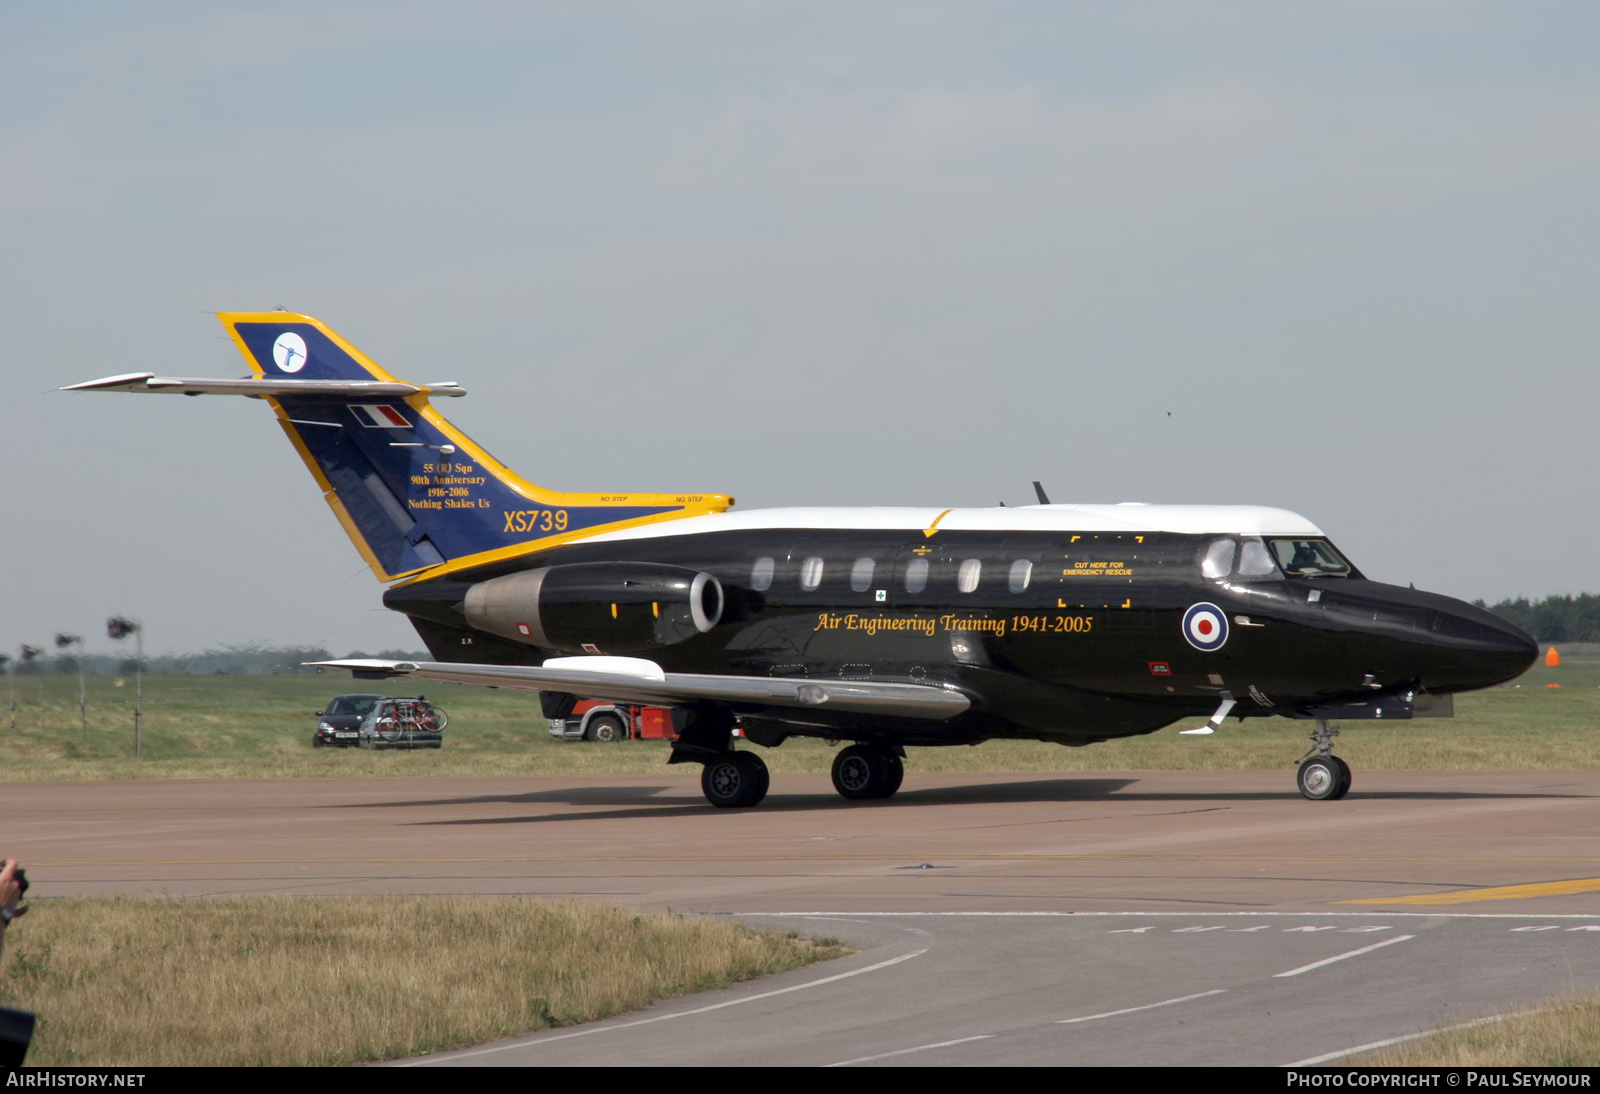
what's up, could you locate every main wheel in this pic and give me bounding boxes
[586,714,627,743]
[831,746,901,800]
[701,752,769,808]
[1297,756,1346,801]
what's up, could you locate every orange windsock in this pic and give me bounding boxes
[1546,646,1561,667]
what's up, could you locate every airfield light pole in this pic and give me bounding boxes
[107,618,143,757]
[56,633,86,739]
[18,646,43,731]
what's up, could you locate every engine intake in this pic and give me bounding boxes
[463,563,724,654]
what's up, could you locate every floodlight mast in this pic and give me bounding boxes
[18,646,43,731]
[55,633,85,738]
[0,654,11,732]
[106,618,143,757]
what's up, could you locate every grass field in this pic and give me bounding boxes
[0,897,847,1067]
[1358,991,1600,1068]
[1,657,1597,781]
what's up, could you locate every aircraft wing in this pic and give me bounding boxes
[309,657,972,720]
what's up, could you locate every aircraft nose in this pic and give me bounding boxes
[1421,601,1539,692]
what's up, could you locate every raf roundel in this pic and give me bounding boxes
[1182,602,1229,652]
[272,331,308,373]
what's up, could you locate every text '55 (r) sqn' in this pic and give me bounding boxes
[68,314,1536,807]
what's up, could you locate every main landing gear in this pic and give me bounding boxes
[1295,719,1352,801]
[700,751,770,809]
[830,745,904,801]
[670,708,771,809]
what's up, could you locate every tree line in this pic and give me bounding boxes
[1475,594,1600,643]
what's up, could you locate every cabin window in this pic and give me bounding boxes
[750,556,775,591]
[1238,537,1276,577]
[1200,538,1235,579]
[850,557,875,592]
[904,557,929,593]
[1008,559,1033,593]
[800,556,824,591]
[957,558,982,593]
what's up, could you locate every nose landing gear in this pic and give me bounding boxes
[1296,719,1352,801]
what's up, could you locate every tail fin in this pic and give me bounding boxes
[68,312,732,582]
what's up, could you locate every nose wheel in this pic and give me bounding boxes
[1295,720,1352,800]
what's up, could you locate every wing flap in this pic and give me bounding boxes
[310,658,972,720]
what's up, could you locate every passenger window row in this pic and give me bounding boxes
[749,556,1034,594]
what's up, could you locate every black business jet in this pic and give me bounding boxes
[67,313,1537,808]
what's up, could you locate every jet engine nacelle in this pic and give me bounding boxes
[462,563,724,655]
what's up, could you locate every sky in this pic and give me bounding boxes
[3,1,1598,657]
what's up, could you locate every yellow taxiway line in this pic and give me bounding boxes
[1339,877,1600,906]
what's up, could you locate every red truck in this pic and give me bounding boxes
[547,700,674,742]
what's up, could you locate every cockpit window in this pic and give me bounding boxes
[1270,538,1354,578]
[1200,538,1235,579]
[1238,537,1276,577]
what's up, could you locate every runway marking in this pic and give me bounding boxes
[29,853,1600,866]
[1056,988,1226,1024]
[743,910,1600,920]
[401,945,929,1065]
[1273,934,1415,978]
[1286,1010,1531,1066]
[1338,877,1600,906]
[826,1034,995,1067]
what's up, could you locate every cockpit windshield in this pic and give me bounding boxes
[1197,536,1358,581]
[1268,538,1355,578]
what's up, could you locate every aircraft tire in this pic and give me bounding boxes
[832,746,899,800]
[1296,756,1345,801]
[586,715,627,743]
[701,752,768,808]
[881,755,904,798]
[1328,756,1352,800]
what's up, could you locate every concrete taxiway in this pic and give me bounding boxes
[6,769,1599,1065]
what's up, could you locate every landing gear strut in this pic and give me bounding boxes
[831,745,905,801]
[1295,719,1352,801]
[669,707,771,808]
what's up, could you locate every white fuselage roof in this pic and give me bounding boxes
[584,503,1326,544]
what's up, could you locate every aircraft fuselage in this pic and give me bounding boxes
[383,506,1535,748]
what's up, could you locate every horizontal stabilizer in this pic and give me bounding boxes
[62,373,466,398]
[310,658,972,720]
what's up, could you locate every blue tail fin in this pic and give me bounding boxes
[211,312,732,582]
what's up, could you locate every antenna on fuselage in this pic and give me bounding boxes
[1032,481,1050,505]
